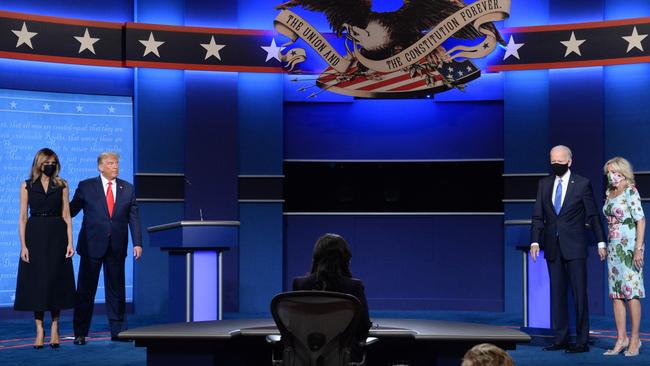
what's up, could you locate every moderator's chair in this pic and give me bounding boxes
[268,291,377,366]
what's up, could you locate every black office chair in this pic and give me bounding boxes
[268,291,377,366]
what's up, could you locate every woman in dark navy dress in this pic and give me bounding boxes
[14,148,75,348]
[292,233,372,359]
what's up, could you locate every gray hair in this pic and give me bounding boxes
[97,151,120,165]
[550,145,572,160]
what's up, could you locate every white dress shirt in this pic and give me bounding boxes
[100,175,117,204]
[551,170,570,209]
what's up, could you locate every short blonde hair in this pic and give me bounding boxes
[97,151,120,165]
[604,156,635,185]
[461,343,515,366]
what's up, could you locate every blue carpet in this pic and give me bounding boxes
[1,311,649,365]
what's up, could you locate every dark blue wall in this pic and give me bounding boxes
[285,100,503,160]
[286,215,504,311]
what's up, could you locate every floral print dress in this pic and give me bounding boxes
[603,186,645,299]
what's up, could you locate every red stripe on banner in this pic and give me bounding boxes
[331,77,368,89]
[504,16,650,34]
[357,73,412,91]
[0,10,123,29]
[0,51,124,67]
[126,60,283,73]
[488,55,650,72]
[319,74,338,83]
[125,22,273,36]
[388,79,427,92]
[318,67,359,84]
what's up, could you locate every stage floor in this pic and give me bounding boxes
[1,312,649,366]
[120,318,530,366]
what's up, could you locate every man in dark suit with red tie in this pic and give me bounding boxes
[70,152,142,344]
[530,145,606,353]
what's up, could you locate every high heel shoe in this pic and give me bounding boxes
[33,331,44,349]
[624,341,642,357]
[50,332,60,348]
[603,338,629,355]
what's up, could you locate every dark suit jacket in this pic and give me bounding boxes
[531,172,606,261]
[293,274,372,341]
[70,176,142,259]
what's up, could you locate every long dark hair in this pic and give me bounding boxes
[29,148,64,187]
[309,233,353,291]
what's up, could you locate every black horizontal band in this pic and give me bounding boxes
[134,174,185,200]
[238,176,284,201]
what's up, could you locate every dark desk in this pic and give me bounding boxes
[121,318,530,366]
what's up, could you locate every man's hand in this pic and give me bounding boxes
[530,245,540,262]
[134,246,143,260]
[598,247,607,261]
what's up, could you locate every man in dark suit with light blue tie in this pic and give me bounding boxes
[530,145,606,353]
[70,152,142,345]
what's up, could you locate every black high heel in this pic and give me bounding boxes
[49,343,60,349]
[33,345,43,349]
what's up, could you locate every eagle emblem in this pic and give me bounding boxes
[274,0,511,98]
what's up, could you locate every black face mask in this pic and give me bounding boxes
[43,164,56,177]
[551,163,569,177]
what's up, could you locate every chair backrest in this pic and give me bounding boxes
[270,291,361,366]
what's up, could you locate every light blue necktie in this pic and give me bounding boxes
[554,178,563,215]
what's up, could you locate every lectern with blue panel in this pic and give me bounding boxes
[148,221,239,322]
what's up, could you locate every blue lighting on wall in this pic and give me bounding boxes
[605,0,650,20]
[549,0,603,25]
[135,0,184,25]
[0,58,133,96]
[0,0,133,22]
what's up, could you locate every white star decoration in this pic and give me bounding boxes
[622,26,647,53]
[11,22,37,49]
[561,31,586,57]
[261,38,284,62]
[43,103,50,111]
[201,36,226,61]
[108,106,115,113]
[76,105,83,112]
[503,35,524,60]
[9,101,17,109]
[139,32,164,57]
[74,28,100,55]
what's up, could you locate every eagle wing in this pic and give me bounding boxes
[393,0,504,43]
[286,0,372,35]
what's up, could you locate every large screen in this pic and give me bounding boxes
[0,88,134,307]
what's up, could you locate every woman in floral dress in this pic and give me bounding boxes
[601,157,646,357]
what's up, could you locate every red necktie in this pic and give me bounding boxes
[106,181,114,218]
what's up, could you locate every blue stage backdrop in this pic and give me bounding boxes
[0,88,134,307]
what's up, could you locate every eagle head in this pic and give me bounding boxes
[345,21,391,52]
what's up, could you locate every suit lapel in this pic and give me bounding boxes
[96,176,110,218]
[560,175,576,215]
[114,178,125,210]
[546,177,557,217]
